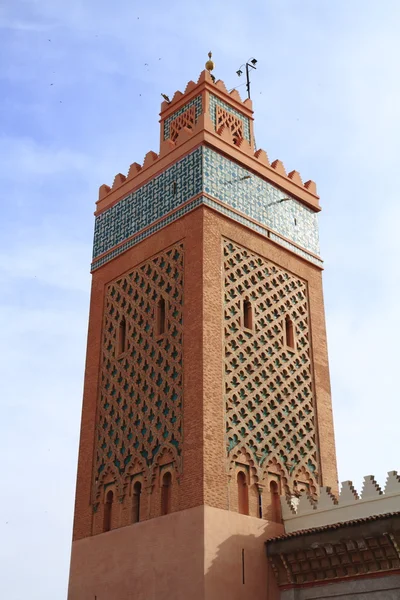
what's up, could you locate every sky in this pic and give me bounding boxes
[1,0,400,598]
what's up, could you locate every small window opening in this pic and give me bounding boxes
[237,471,249,515]
[243,298,253,330]
[156,296,166,336]
[104,490,114,532]
[258,490,263,519]
[172,181,177,196]
[161,471,172,515]
[132,481,142,523]
[118,317,126,355]
[294,217,297,226]
[270,481,282,523]
[285,315,295,349]
[241,548,245,584]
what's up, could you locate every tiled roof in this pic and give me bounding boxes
[267,511,400,543]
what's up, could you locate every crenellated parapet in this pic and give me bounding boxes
[96,69,319,215]
[282,471,400,533]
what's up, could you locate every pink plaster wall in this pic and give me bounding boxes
[68,506,204,600]
[204,506,283,600]
[68,505,282,600]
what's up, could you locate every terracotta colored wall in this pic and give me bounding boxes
[68,506,205,600]
[202,207,338,508]
[68,504,283,600]
[72,208,205,541]
[204,506,283,600]
[72,203,337,543]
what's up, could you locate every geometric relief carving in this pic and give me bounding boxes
[223,239,318,494]
[93,243,184,498]
[216,106,244,144]
[169,106,196,142]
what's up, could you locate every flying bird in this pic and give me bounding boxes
[161,93,170,103]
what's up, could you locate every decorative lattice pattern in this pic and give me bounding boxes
[216,106,244,143]
[209,94,251,142]
[223,240,318,491]
[170,106,196,142]
[163,96,203,140]
[94,244,184,494]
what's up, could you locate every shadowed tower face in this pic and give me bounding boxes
[68,62,338,600]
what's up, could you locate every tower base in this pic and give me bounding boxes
[68,506,283,600]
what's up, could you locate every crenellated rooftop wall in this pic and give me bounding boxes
[96,70,319,216]
[282,471,400,533]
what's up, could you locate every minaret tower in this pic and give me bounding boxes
[68,56,338,600]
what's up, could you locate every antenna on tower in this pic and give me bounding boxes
[235,57,257,99]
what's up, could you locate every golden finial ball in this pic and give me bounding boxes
[205,51,215,72]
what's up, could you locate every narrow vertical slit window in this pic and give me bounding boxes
[118,317,126,355]
[258,490,263,519]
[104,490,113,532]
[132,481,142,524]
[237,471,249,515]
[241,548,245,584]
[270,481,282,523]
[161,471,172,515]
[156,296,166,336]
[243,298,253,330]
[285,315,295,349]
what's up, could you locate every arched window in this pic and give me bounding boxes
[156,297,166,336]
[243,298,253,330]
[104,490,114,532]
[285,315,294,349]
[270,481,282,523]
[118,317,126,355]
[237,471,249,515]
[161,471,172,515]
[132,481,142,524]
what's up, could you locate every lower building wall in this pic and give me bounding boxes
[68,504,284,600]
[281,574,400,599]
[204,506,283,600]
[68,505,205,600]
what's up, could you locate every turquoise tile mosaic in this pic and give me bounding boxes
[208,94,251,142]
[91,195,322,271]
[202,147,320,256]
[93,148,203,259]
[92,146,321,270]
[163,96,203,140]
[92,197,203,270]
